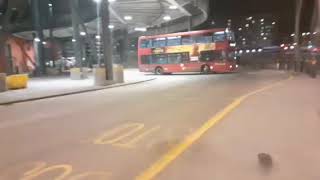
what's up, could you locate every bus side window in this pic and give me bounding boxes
[141,55,151,64]
[182,52,190,62]
[152,54,168,64]
[168,53,183,64]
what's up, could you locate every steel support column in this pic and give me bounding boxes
[100,0,113,80]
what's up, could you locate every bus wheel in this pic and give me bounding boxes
[201,65,211,74]
[155,67,164,75]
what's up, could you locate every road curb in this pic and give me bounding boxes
[0,78,156,106]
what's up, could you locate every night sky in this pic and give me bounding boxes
[210,0,314,35]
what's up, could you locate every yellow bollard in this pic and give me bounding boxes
[6,74,29,90]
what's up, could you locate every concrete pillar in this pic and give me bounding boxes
[119,29,128,65]
[70,0,83,69]
[294,0,303,71]
[31,0,46,75]
[100,0,113,80]
[188,16,193,31]
[0,33,7,74]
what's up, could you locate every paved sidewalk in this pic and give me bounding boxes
[0,69,155,105]
[158,74,320,180]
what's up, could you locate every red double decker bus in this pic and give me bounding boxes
[138,28,238,75]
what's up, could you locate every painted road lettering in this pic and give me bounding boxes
[20,162,111,180]
[94,123,160,148]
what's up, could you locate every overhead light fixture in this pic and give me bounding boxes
[124,16,132,20]
[169,5,178,9]
[34,37,41,42]
[80,31,86,36]
[108,24,115,29]
[134,27,147,32]
[163,15,171,21]
[48,3,53,7]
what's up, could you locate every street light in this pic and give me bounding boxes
[124,16,132,20]
[169,5,178,9]
[80,31,86,36]
[163,15,172,21]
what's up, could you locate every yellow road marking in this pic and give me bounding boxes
[118,126,161,148]
[94,123,161,148]
[21,164,72,180]
[94,123,144,145]
[68,171,111,180]
[136,76,293,180]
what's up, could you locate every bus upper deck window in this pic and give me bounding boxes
[140,40,152,48]
[153,38,166,48]
[213,31,226,42]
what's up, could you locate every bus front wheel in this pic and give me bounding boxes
[155,67,164,75]
[201,65,211,74]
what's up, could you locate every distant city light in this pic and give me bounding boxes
[93,0,101,3]
[95,35,101,39]
[34,37,41,42]
[313,32,318,35]
[80,31,86,36]
[252,20,255,24]
[124,16,133,20]
[239,50,243,54]
[306,32,311,35]
[260,18,264,22]
[293,43,297,46]
[302,32,306,36]
[108,0,116,2]
[284,47,288,50]
[280,44,285,47]
[48,3,53,7]
[72,39,76,42]
[246,16,253,20]
[272,22,276,25]
[42,41,47,45]
[238,28,242,31]
[290,46,294,50]
[242,38,246,41]
[308,45,313,49]
[263,37,267,40]
[291,33,295,37]
[163,15,172,21]
[252,49,256,53]
[258,48,263,52]
[261,33,264,36]
[246,49,250,53]
[228,19,232,22]
[230,43,236,47]
[108,24,115,29]
[245,24,249,28]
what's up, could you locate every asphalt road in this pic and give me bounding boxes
[0,70,311,180]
